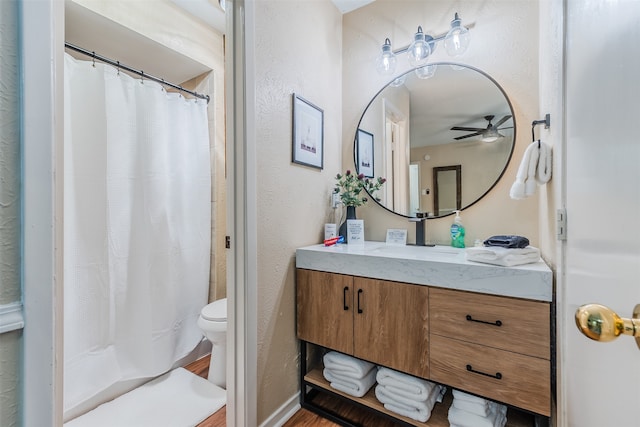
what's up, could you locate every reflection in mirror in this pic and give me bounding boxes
[355,63,515,218]
[433,165,461,216]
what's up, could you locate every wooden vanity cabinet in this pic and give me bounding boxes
[296,269,429,378]
[429,288,551,416]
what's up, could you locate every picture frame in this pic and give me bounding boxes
[292,94,324,169]
[356,128,374,178]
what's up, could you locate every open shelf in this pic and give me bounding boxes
[305,368,450,427]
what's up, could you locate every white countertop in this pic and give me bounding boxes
[295,241,553,302]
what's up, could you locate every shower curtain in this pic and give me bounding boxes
[63,53,212,413]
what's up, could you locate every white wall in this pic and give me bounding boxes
[343,0,542,248]
[251,0,343,422]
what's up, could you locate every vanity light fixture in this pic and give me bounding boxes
[375,12,471,77]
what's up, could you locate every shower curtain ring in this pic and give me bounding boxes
[140,71,144,84]
[116,61,120,76]
[91,51,96,68]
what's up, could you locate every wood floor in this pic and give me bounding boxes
[186,356,536,426]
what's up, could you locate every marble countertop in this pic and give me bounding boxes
[295,241,553,302]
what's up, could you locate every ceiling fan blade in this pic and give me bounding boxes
[494,115,512,128]
[454,132,481,140]
[451,126,484,132]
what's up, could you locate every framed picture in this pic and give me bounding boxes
[357,129,374,178]
[292,94,324,169]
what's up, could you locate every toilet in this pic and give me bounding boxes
[197,298,227,389]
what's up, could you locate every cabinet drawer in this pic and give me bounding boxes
[430,335,550,416]
[430,288,550,359]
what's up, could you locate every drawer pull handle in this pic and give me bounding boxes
[466,314,502,327]
[466,364,502,380]
[343,287,349,311]
[357,289,363,314]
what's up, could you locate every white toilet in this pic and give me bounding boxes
[197,298,227,389]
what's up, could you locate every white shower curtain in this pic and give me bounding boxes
[63,53,211,412]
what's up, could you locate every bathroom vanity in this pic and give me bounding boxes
[295,242,553,426]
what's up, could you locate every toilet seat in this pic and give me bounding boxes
[201,298,227,322]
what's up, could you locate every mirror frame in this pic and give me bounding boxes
[354,63,516,219]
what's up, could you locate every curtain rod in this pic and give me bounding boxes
[64,42,210,103]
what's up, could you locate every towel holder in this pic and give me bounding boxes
[531,113,551,142]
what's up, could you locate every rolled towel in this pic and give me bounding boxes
[448,404,507,427]
[323,351,375,379]
[465,245,541,267]
[375,385,445,423]
[323,367,377,398]
[376,367,436,401]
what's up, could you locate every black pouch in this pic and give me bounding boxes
[483,235,530,249]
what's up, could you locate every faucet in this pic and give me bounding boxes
[409,212,435,246]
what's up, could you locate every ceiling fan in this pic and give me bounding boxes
[451,115,512,141]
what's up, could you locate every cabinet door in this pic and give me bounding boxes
[353,278,429,378]
[296,269,354,355]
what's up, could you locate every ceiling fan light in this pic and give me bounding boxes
[375,38,397,76]
[444,13,470,57]
[407,26,431,67]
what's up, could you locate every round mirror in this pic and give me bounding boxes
[355,63,516,218]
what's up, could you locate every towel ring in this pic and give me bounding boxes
[531,113,551,142]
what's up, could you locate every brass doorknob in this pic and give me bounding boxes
[575,303,640,348]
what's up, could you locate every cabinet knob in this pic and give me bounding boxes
[575,303,640,349]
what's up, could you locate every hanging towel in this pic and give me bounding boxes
[322,367,377,398]
[376,367,436,401]
[375,384,445,423]
[322,351,375,379]
[510,141,552,199]
[536,141,552,184]
[448,403,507,427]
[465,245,541,267]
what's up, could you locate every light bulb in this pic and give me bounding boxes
[375,38,397,76]
[407,26,431,67]
[389,75,406,87]
[444,13,470,57]
[415,65,436,79]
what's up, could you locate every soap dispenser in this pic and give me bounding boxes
[450,210,466,248]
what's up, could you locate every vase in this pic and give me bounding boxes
[339,205,357,243]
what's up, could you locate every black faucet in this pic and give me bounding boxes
[409,212,434,246]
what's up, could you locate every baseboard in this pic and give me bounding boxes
[259,393,300,427]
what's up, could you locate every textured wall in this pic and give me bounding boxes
[343,0,541,247]
[0,0,22,425]
[252,0,343,422]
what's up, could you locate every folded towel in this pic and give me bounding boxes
[376,385,445,423]
[322,351,375,379]
[483,235,529,249]
[323,367,377,398]
[452,389,491,404]
[448,404,507,427]
[376,367,436,401]
[452,399,492,417]
[465,245,540,267]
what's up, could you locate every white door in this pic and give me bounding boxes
[564,1,640,426]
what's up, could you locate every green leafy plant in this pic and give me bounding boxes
[334,170,386,207]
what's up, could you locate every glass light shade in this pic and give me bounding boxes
[375,38,397,76]
[415,65,436,79]
[389,75,406,87]
[444,14,470,57]
[482,128,501,142]
[407,26,431,67]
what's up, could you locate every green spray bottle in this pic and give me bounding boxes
[450,210,466,248]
